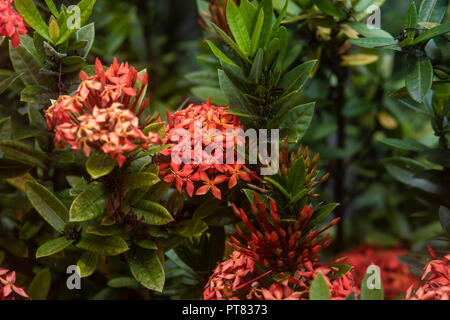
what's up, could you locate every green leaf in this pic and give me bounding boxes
[36,237,74,258]
[206,40,239,68]
[345,290,358,300]
[0,117,12,140]
[331,264,354,278]
[45,0,59,17]
[347,22,393,39]
[211,23,250,64]
[0,159,32,178]
[8,34,45,86]
[264,177,291,200]
[14,0,50,41]
[349,37,400,50]
[240,0,257,32]
[126,172,160,190]
[360,265,384,300]
[413,23,450,44]
[378,138,428,152]
[248,48,264,83]
[191,86,228,106]
[21,85,55,105]
[218,70,250,115]
[76,234,129,256]
[314,0,345,18]
[353,0,375,13]
[418,0,447,23]
[382,157,428,187]
[226,0,251,55]
[406,57,433,102]
[77,251,99,278]
[258,0,274,48]
[0,140,46,168]
[107,277,139,288]
[126,248,165,292]
[75,23,95,58]
[0,73,22,95]
[403,2,418,45]
[28,268,51,300]
[57,0,97,45]
[308,203,339,229]
[439,206,450,236]
[251,9,264,56]
[280,102,315,142]
[133,200,174,225]
[86,151,116,179]
[26,182,68,233]
[287,158,306,195]
[309,272,331,300]
[134,238,158,250]
[280,60,316,92]
[69,183,107,222]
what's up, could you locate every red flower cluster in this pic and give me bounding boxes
[228,192,339,272]
[158,99,254,199]
[338,244,420,299]
[45,58,158,167]
[406,246,450,300]
[0,268,28,300]
[203,251,358,300]
[0,0,27,48]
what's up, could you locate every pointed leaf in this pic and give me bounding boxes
[36,237,74,258]
[126,248,165,292]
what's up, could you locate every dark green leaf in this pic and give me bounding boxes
[76,234,129,256]
[126,248,165,292]
[133,200,174,225]
[86,151,116,179]
[69,183,107,222]
[378,138,428,152]
[26,182,68,233]
[413,23,450,44]
[15,0,50,41]
[406,57,433,102]
[28,268,51,300]
[77,251,99,278]
[36,237,74,258]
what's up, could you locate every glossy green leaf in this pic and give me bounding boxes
[226,0,251,55]
[403,2,418,45]
[251,9,264,56]
[107,277,139,288]
[26,182,68,233]
[413,23,450,44]
[280,102,315,142]
[86,151,116,179]
[69,183,107,222]
[76,234,129,256]
[418,0,447,23]
[126,248,165,292]
[406,57,433,102]
[206,40,239,68]
[15,0,50,41]
[280,60,316,92]
[218,69,250,115]
[77,251,99,278]
[36,237,74,258]
[133,200,174,225]
[349,37,400,50]
[287,157,306,195]
[314,0,345,18]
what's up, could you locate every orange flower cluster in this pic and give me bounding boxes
[0,0,27,48]
[203,251,357,300]
[406,246,450,300]
[228,193,339,272]
[338,244,420,299]
[158,99,254,199]
[0,268,28,300]
[45,58,158,166]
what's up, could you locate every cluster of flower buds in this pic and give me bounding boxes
[0,268,28,300]
[228,192,340,272]
[203,250,358,300]
[338,244,420,299]
[158,99,256,199]
[45,58,159,167]
[198,0,232,36]
[405,246,450,300]
[0,0,27,48]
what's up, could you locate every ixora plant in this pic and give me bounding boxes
[0,0,448,302]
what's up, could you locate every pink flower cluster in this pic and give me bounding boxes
[0,268,28,300]
[406,246,450,300]
[45,58,159,166]
[0,0,27,48]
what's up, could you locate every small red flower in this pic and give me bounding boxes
[0,0,27,48]
[157,99,256,199]
[0,269,28,300]
[405,246,450,300]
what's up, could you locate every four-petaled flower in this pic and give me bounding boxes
[0,269,29,300]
